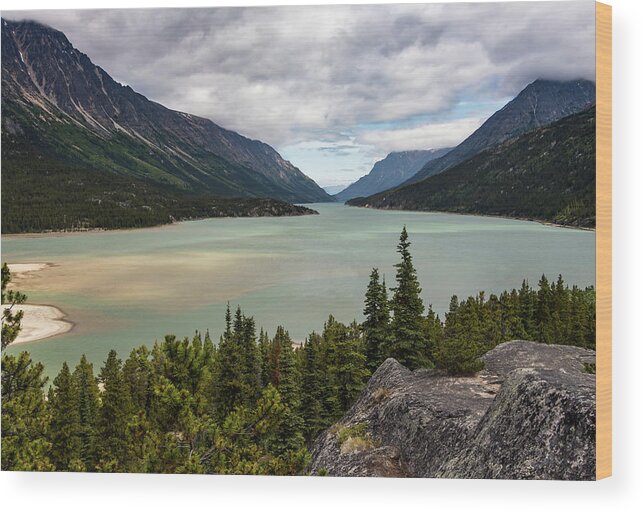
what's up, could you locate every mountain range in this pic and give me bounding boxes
[349,106,596,228]
[1,19,331,232]
[403,79,596,185]
[334,148,451,202]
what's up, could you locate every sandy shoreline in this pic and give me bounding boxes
[4,263,74,344]
[9,303,74,344]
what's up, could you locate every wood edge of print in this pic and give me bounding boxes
[595,1,612,481]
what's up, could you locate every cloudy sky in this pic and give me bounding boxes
[6,2,595,188]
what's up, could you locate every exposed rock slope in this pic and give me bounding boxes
[308,341,596,480]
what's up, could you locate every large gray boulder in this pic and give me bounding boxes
[308,341,596,480]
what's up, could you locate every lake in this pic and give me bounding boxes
[3,203,595,379]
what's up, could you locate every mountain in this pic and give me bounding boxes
[1,19,330,230]
[334,148,451,202]
[323,185,346,196]
[402,79,596,185]
[349,107,596,228]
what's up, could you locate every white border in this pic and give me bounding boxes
[0,1,641,510]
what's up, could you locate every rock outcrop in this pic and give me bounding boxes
[308,341,596,480]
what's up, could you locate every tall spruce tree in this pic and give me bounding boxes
[49,362,83,470]
[272,326,305,452]
[388,227,431,369]
[299,333,325,443]
[97,350,134,471]
[363,268,390,372]
[72,355,101,471]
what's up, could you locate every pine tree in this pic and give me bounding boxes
[49,362,83,470]
[272,326,305,452]
[97,350,134,471]
[436,295,485,375]
[1,263,27,350]
[363,268,390,372]
[536,275,554,343]
[1,352,53,471]
[299,333,325,443]
[388,227,430,369]
[72,355,100,471]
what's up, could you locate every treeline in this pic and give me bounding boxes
[1,228,595,473]
[1,144,315,234]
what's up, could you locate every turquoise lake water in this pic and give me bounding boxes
[2,203,595,379]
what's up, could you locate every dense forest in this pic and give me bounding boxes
[348,107,596,228]
[1,142,317,234]
[1,229,595,473]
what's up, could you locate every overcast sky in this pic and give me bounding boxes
[5,2,596,187]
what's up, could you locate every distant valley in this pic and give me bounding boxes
[334,148,451,202]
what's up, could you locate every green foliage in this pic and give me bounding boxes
[1,352,53,471]
[349,107,596,228]
[336,422,369,445]
[387,227,432,369]
[48,362,84,470]
[72,355,101,470]
[2,263,26,349]
[363,268,391,372]
[1,143,316,234]
[0,234,596,474]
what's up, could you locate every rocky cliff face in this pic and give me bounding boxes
[308,341,596,480]
[1,18,330,203]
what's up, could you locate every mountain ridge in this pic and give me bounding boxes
[349,106,596,228]
[335,148,451,202]
[402,79,596,185]
[1,18,331,203]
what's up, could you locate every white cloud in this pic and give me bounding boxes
[357,117,487,153]
[4,2,596,184]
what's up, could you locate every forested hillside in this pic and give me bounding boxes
[350,107,596,228]
[1,19,330,234]
[1,142,317,234]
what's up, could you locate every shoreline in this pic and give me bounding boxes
[8,303,75,345]
[4,263,75,344]
[3,202,595,239]
[347,204,596,232]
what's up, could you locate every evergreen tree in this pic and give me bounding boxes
[72,355,101,471]
[299,333,326,443]
[97,350,134,471]
[2,262,26,350]
[536,275,554,343]
[363,268,390,372]
[436,295,485,375]
[272,326,305,452]
[388,227,431,369]
[48,362,84,470]
[1,352,53,471]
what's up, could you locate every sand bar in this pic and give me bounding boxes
[3,262,73,343]
[6,304,73,344]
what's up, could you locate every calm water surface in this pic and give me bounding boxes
[3,203,595,378]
